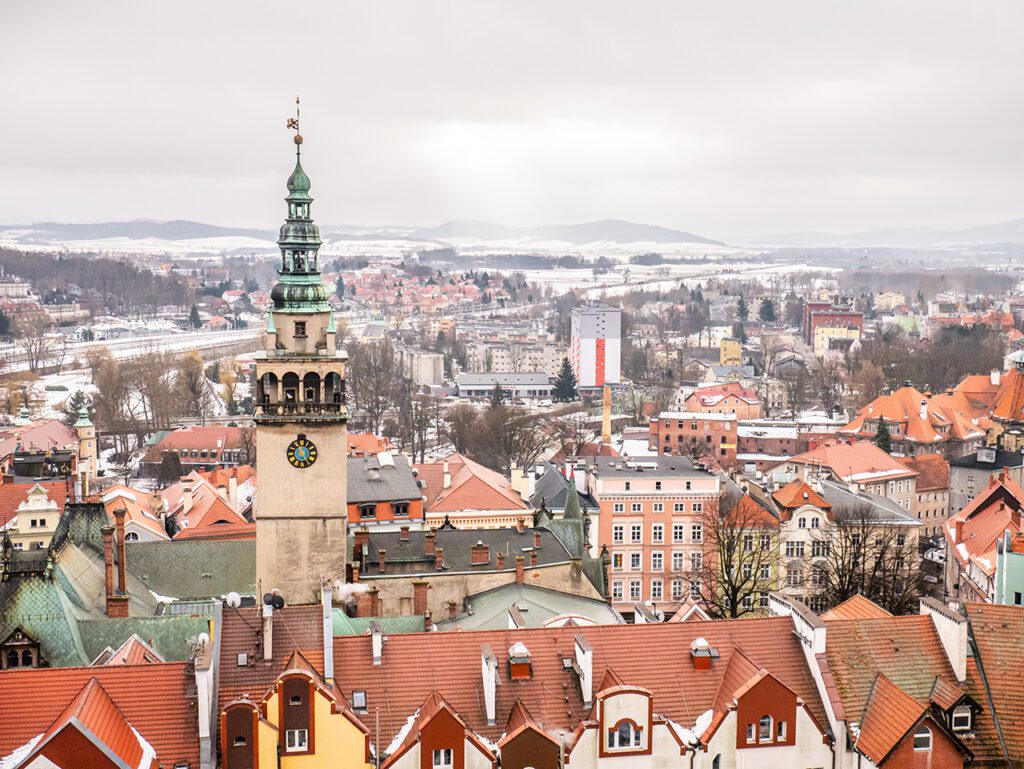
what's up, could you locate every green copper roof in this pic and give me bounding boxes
[73,405,93,429]
[286,156,313,202]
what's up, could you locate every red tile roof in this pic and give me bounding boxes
[347,432,394,457]
[414,453,528,513]
[329,616,829,745]
[0,480,68,528]
[725,493,779,529]
[0,419,78,458]
[964,602,1024,764]
[93,634,166,666]
[824,615,958,724]
[0,662,198,767]
[991,366,1024,422]
[855,673,927,766]
[788,441,916,483]
[944,470,1024,577]
[820,594,892,622]
[896,453,949,492]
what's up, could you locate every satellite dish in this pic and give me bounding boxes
[197,632,210,646]
[263,592,275,606]
[272,594,285,610]
[226,592,242,608]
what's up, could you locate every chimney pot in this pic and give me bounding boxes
[515,555,525,584]
[516,517,525,534]
[530,550,538,566]
[435,546,444,570]
[496,551,506,570]
[533,530,542,548]
[471,540,490,565]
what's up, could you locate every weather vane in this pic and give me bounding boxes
[287,97,302,153]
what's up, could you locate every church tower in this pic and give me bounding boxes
[255,106,348,603]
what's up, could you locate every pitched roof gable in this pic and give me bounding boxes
[820,594,892,622]
[855,673,927,766]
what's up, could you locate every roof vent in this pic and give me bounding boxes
[690,637,718,671]
[509,641,532,680]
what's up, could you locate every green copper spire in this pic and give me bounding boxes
[269,98,331,315]
[73,405,93,428]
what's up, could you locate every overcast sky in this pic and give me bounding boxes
[2,1,1022,241]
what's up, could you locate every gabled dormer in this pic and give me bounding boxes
[594,668,654,757]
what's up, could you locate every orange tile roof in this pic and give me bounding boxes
[820,594,892,622]
[944,470,1024,575]
[964,603,1024,764]
[788,441,916,483]
[991,365,1024,422]
[896,454,949,492]
[414,453,528,513]
[0,419,78,458]
[725,493,779,528]
[0,480,68,528]
[164,471,249,538]
[0,662,198,767]
[824,615,958,725]
[347,432,394,457]
[93,634,166,666]
[101,484,168,540]
[199,464,256,488]
[149,424,245,453]
[772,479,831,511]
[854,673,927,766]
[328,616,829,744]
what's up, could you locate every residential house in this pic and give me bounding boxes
[0,481,70,551]
[683,383,762,419]
[347,452,425,528]
[949,446,1024,515]
[897,453,950,539]
[141,425,250,476]
[648,411,738,468]
[414,453,531,529]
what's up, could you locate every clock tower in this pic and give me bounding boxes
[254,108,348,603]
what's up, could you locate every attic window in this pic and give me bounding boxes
[952,706,971,731]
[290,695,303,706]
[352,690,367,710]
[913,725,932,751]
[233,736,247,746]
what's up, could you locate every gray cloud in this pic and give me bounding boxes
[1,1,1022,241]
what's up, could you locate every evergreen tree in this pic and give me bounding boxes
[736,296,749,321]
[189,304,202,329]
[758,298,777,322]
[874,416,892,454]
[552,357,578,402]
[335,276,345,298]
[62,390,92,427]
[489,383,506,409]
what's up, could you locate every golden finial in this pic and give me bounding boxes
[286,97,302,151]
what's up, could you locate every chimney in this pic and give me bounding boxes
[369,587,382,617]
[575,635,593,709]
[424,609,432,632]
[530,549,538,566]
[954,518,964,543]
[435,546,444,570]
[602,384,612,444]
[690,637,714,671]
[447,600,458,620]
[920,598,968,681]
[533,531,542,549]
[370,620,383,665]
[368,465,380,482]
[400,525,410,542]
[412,581,429,616]
[351,563,360,583]
[112,507,128,608]
[515,555,525,584]
[378,549,387,574]
[442,460,451,489]
[920,400,928,420]
[182,483,193,513]
[321,579,334,683]
[496,551,506,570]
[262,603,274,661]
[356,588,372,617]
[424,530,436,557]
[516,517,525,534]
[991,369,1001,386]
[471,540,490,565]
[577,464,589,496]
[228,474,238,508]
[102,523,115,605]
[354,528,370,566]
[216,483,228,501]
[481,645,498,725]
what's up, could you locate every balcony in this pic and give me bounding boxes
[254,400,348,422]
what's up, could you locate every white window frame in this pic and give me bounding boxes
[433,748,454,769]
[612,525,624,544]
[629,552,642,571]
[951,706,971,732]
[913,726,932,752]
[612,580,624,600]
[285,729,309,753]
[651,551,663,572]
[652,523,664,543]
[630,524,642,543]
[650,578,663,600]
[629,580,642,600]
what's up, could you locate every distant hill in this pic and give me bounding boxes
[765,217,1024,247]
[4,220,274,242]
[413,218,725,246]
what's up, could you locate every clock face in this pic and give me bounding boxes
[286,436,318,469]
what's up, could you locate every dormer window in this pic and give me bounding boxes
[951,705,971,731]
[352,690,367,711]
[758,715,772,743]
[607,720,643,749]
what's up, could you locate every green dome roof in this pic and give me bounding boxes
[286,157,312,202]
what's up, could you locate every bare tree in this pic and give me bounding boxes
[692,494,780,618]
[176,352,213,424]
[812,356,844,418]
[15,317,55,373]
[473,403,554,474]
[552,411,597,457]
[347,338,399,434]
[810,501,921,615]
[441,404,478,454]
[778,366,811,418]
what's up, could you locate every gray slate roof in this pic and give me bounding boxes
[435,583,623,631]
[127,539,256,599]
[457,372,551,387]
[530,462,598,512]
[347,454,423,505]
[583,455,707,478]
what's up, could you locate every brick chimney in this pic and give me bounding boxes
[496,551,506,570]
[369,587,382,617]
[516,517,525,534]
[446,600,458,620]
[471,540,490,565]
[413,581,429,616]
[435,546,444,570]
[377,549,387,574]
[530,549,538,567]
[533,531,542,548]
[102,523,115,605]
[107,509,129,618]
[351,563,360,583]
[954,518,965,543]
[515,555,525,585]
[400,525,410,542]
[424,530,436,557]
[354,528,370,567]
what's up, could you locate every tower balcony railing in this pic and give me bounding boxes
[255,401,348,419]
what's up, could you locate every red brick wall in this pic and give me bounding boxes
[734,674,798,750]
[501,727,559,769]
[882,716,964,769]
